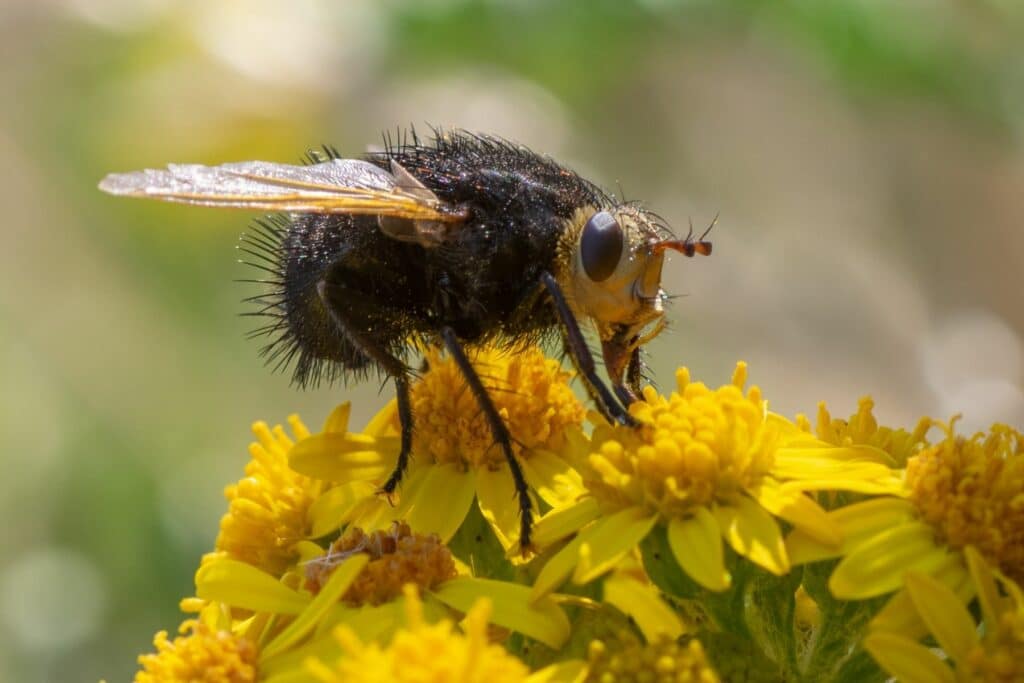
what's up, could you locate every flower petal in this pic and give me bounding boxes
[432,577,570,649]
[871,556,972,638]
[476,466,523,552]
[829,520,949,600]
[965,546,1001,628]
[322,402,351,434]
[527,660,588,683]
[572,509,658,584]
[603,574,685,640]
[779,477,905,496]
[520,448,585,508]
[527,497,601,552]
[786,497,917,565]
[260,553,370,660]
[667,509,729,592]
[399,463,476,542]
[363,398,398,436]
[531,506,649,601]
[713,497,789,575]
[289,433,398,482]
[748,481,837,546]
[195,558,309,615]
[903,571,977,662]
[862,632,955,683]
[307,481,378,538]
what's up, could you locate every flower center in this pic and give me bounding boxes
[585,634,720,683]
[809,397,930,467]
[135,620,257,683]
[215,416,319,578]
[304,522,457,606]
[410,347,584,469]
[906,423,1024,584]
[585,363,778,516]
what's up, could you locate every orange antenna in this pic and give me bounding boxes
[652,214,716,257]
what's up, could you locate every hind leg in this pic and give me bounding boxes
[316,281,414,500]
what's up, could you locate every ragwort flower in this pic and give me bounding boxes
[530,363,903,597]
[289,345,587,551]
[864,546,1024,683]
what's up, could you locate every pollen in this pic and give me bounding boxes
[304,522,457,606]
[906,422,1024,583]
[135,619,257,683]
[410,346,584,469]
[809,397,931,466]
[307,587,530,683]
[213,416,321,578]
[584,633,720,683]
[585,363,778,516]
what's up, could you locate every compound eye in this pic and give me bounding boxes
[580,211,623,282]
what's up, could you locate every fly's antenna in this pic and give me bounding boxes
[653,213,716,257]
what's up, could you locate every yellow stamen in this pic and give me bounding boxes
[411,347,584,469]
[584,633,720,682]
[906,421,1024,583]
[135,619,257,683]
[213,416,321,578]
[809,398,931,467]
[585,362,778,517]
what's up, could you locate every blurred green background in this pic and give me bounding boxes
[1,0,1023,680]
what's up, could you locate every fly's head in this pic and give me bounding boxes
[558,205,713,387]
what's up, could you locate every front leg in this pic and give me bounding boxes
[540,272,636,427]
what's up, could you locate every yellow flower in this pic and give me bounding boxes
[135,604,258,683]
[530,363,902,597]
[289,345,587,552]
[787,420,1024,636]
[306,586,534,683]
[803,397,931,467]
[864,546,1024,683]
[194,523,570,679]
[210,413,323,578]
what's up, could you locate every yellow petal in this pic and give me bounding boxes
[603,574,685,640]
[289,433,398,482]
[572,508,658,584]
[668,510,730,591]
[780,477,906,496]
[749,481,837,546]
[862,632,955,683]
[263,669,320,683]
[526,497,601,552]
[829,521,948,600]
[527,660,588,683]
[399,463,476,541]
[363,398,398,436]
[713,497,789,575]
[195,558,309,615]
[903,571,977,662]
[871,557,973,638]
[520,448,585,508]
[307,481,378,538]
[293,541,328,565]
[530,507,650,601]
[786,497,916,565]
[322,402,351,434]
[775,445,896,467]
[476,467,524,552]
[964,546,1001,628]
[260,553,370,660]
[433,577,570,649]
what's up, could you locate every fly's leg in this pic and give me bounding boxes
[540,272,636,427]
[316,281,413,502]
[614,345,644,407]
[439,326,534,552]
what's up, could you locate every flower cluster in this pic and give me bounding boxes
[131,345,1024,682]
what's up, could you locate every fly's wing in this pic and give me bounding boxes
[98,158,466,243]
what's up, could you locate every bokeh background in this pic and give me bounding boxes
[1,1,1022,680]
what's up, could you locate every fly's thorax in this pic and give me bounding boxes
[556,205,668,337]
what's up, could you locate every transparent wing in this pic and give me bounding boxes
[98,158,466,224]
